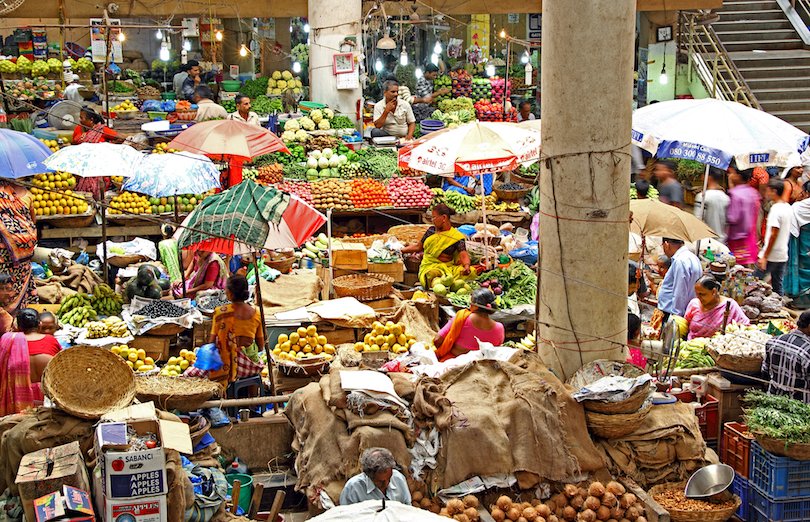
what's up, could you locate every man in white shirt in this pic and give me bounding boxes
[517,101,535,122]
[63,74,83,103]
[339,447,411,506]
[229,94,260,126]
[757,178,792,295]
[372,79,415,140]
[694,167,730,244]
[192,85,228,122]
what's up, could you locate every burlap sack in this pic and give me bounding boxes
[259,270,322,314]
[34,280,77,304]
[46,264,102,294]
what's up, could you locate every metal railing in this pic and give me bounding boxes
[679,12,761,109]
[778,0,810,46]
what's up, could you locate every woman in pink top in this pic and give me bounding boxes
[434,289,505,361]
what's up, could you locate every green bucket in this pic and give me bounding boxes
[225,473,253,513]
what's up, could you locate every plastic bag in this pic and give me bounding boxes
[194,343,223,371]
[141,100,162,112]
[76,251,89,265]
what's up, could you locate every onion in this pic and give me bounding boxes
[609,505,624,519]
[577,487,589,499]
[517,518,528,522]
[619,493,637,509]
[588,482,606,498]
[497,496,513,512]
[546,516,559,522]
[463,496,480,509]
[490,508,506,522]
[551,494,567,510]
[606,481,626,496]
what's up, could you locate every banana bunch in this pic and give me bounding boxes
[91,284,123,316]
[86,321,109,339]
[57,293,93,318]
[60,305,97,327]
[517,332,536,351]
[491,201,522,212]
[474,194,498,208]
[103,316,128,337]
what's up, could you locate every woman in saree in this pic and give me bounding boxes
[683,276,749,340]
[73,108,119,200]
[171,249,227,299]
[785,181,810,308]
[207,275,265,387]
[433,288,504,362]
[0,182,37,312]
[402,204,473,289]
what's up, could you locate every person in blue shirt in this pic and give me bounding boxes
[443,172,494,196]
[657,237,703,319]
[339,447,411,506]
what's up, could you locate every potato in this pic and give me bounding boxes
[413,491,424,503]
[420,498,432,509]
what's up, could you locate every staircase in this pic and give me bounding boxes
[686,0,810,132]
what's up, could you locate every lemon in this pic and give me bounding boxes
[134,359,143,369]
[324,344,335,354]
[136,349,146,360]
[354,342,364,352]
[128,352,138,362]
[179,360,189,370]
[306,325,317,337]
[144,357,154,366]
[317,335,327,345]
[278,334,288,344]
[289,332,299,344]
[297,327,307,337]
[126,360,134,369]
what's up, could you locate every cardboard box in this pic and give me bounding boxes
[105,496,167,522]
[332,243,368,270]
[368,261,404,283]
[34,485,94,522]
[16,442,91,522]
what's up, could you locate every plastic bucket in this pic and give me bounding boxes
[226,473,253,513]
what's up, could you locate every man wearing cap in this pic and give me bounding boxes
[63,74,82,103]
[781,157,806,204]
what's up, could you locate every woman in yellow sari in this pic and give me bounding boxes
[208,275,265,387]
[402,204,472,288]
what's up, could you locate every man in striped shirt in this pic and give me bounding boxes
[763,310,810,402]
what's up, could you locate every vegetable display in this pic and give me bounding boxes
[349,178,391,208]
[471,78,492,102]
[433,75,452,103]
[672,338,715,369]
[273,325,335,362]
[354,320,415,354]
[276,181,313,205]
[744,390,810,444]
[449,70,472,98]
[629,183,659,200]
[432,189,477,213]
[653,487,736,517]
[438,97,474,113]
[355,148,398,179]
[705,326,768,359]
[478,261,537,308]
[311,179,352,210]
[388,177,433,208]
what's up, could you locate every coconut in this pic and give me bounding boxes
[636,517,647,522]
[547,516,559,522]
[624,506,640,520]
[601,492,617,507]
[563,484,578,498]
[562,506,577,521]
[522,506,538,521]
[619,493,637,509]
[551,494,567,510]
[413,491,424,503]
[579,509,596,522]
[588,482,606,498]
[439,508,449,517]
[609,505,624,519]
[490,508,506,522]
[507,507,522,521]
[463,495,480,509]
[517,518,528,522]
[454,515,470,522]
[595,506,611,521]
[577,487,589,499]
[497,496,513,512]
[535,503,551,518]
[464,507,479,521]
[585,496,601,511]
[570,495,584,510]
[606,481,626,497]
[420,498,432,509]
[447,499,465,515]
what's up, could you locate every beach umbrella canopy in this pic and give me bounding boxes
[175,179,326,255]
[632,99,810,169]
[167,119,289,160]
[122,151,221,197]
[630,198,718,242]
[399,121,541,176]
[0,129,54,178]
[43,143,142,177]
[518,118,542,134]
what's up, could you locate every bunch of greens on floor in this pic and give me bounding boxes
[478,261,537,309]
[744,390,810,444]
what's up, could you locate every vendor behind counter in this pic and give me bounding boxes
[401,204,472,289]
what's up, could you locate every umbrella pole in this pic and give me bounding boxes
[697,163,710,258]
[327,209,333,298]
[252,252,278,414]
[175,194,187,298]
[99,178,109,284]
[480,172,491,269]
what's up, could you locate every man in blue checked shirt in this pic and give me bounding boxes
[657,237,702,319]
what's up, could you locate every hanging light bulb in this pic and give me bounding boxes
[303,23,310,33]
[399,49,408,66]
[486,63,496,77]
[430,53,439,65]
[521,51,529,64]
[433,40,442,54]
[659,60,668,85]
[415,67,423,79]
[215,30,223,41]
[239,44,248,57]
[155,29,163,40]
[374,58,383,72]
[117,31,126,42]
[183,39,191,51]
[499,29,506,38]
[159,43,170,61]
[292,61,302,73]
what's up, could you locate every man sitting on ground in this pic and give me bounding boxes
[339,447,411,505]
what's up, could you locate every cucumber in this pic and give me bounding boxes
[304,242,319,254]
[317,233,328,243]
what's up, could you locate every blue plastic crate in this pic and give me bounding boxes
[750,484,810,522]
[750,441,810,499]
[732,472,751,521]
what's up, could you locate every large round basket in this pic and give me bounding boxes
[585,402,652,439]
[493,183,532,201]
[649,483,741,522]
[265,255,295,274]
[333,273,394,302]
[568,359,646,390]
[388,224,431,245]
[583,384,653,414]
[135,375,223,411]
[42,345,136,419]
[106,254,146,268]
[275,357,331,378]
[341,234,390,248]
[707,348,763,374]
[753,432,810,461]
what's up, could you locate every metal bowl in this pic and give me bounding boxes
[685,464,735,500]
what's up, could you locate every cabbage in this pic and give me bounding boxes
[300,117,315,131]
[281,130,296,142]
[284,119,300,131]
[318,157,329,169]
[322,148,333,159]
[337,155,348,165]
[311,150,322,159]
[295,130,309,141]
[282,70,293,80]
[318,120,331,130]
[328,156,340,168]
[307,157,318,169]
[310,109,323,123]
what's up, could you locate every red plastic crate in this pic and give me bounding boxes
[674,390,720,441]
[721,422,755,478]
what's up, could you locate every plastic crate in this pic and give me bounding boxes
[750,484,810,521]
[751,441,810,499]
[721,421,755,478]
[674,390,720,441]
[732,472,751,521]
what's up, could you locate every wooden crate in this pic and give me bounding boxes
[368,261,404,283]
[332,243,368,270]
[365,297,398,312]
[193,317,212,348]
[130,335,172,362]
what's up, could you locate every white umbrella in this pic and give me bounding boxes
[632,99,809,170]
[43,142,143,177]
[122,151,221,198]
[309,500,450,521]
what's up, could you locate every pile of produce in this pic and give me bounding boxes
[429,108,475,128]
[266,70,305,95]
[57,293,97,327]
[309,109,333,130]
[330,115,355,129]
[255,164,284,185]
[431,495,480,520]
[137,85,161,99]
[272,325,336,362]
[652,487,735,518]
[280,118,310,143]
[111,344,155,372]
[311,179,352,210]
[741,279,783,320]
[283,163,309,180]
[433,75,452,103]
[471,78,492,102]
[438,97,475,113]
[355,148,398,179]
[305,148,349,179]
[629,183,659,200]
[304,134,341,153]
[86,316,128,339]
[431,189,478,213]
[240,77,268,99]
[276,181,313,204]
[255,145,306,166]
[431,274,472,298]
[300,234,329,263]
[744,390,810,444]
[152,143,178,154]
[32,171,76,190]
[4,78,62,101]
[107,192,153,215]
[705,326,769,359]
[489,77,511,104]
[30,188,89,217]
[138,301,186,319]
[338,161,373,179]
[513,331,537,351]
[111,100,137,113]
[160,350,196,376]
[91,283,124,316]
[671,338,715,369]
[489,481,648,522]
[38,138,63,153]
[479,262,537,308]
[388,177,433,208]
[449,70,472,98]
[349,178,391,208]
[354,320,415,354]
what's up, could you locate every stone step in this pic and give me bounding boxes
[714,28,798,42]
[759,99,810,111]
[721,0,780,11]
[752,86,810,100]
[719,9,790,21]
[747,75,810,88]
[712,19,794,31]
[737,64,810,79]
[723,39,804,52]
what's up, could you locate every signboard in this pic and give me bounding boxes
[508,13,519,24]
[90,18,123,63]
[527,14,542,41]
[468,14,490,60]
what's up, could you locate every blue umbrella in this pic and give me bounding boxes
[0,129,54,178]
[122,151,221,197]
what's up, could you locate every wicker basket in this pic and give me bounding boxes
[42,345,136,419]
[275,357,331,377]
[333,273,394,301]
[135,375,223,411]
[341,234,390,248]
[707,348,763,374]
[753,432,810,461]
[493,183,532,201]
[585,402,652,439]
[37,209,97,229]
[106,254,146,268]
[583,384,653,415]
[175,110,198,121]
[649,483,741,522]
[388,224,430,245]
[265,254,295,274]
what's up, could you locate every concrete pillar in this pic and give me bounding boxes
[538,0,635,380]
[308,0,362,121]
